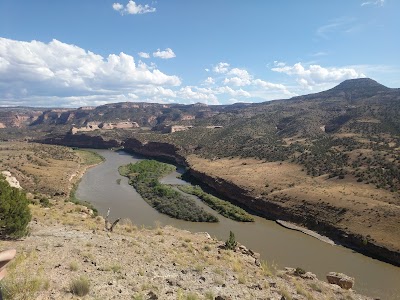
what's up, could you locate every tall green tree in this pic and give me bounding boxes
[0,176,31,239]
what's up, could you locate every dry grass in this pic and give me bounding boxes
[0,251,49,300]
[0,142,103,199]
[69,276,90,297]
[188,155,400,252]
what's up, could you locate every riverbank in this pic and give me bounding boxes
[276,220,335,245]
[67,149,105,214]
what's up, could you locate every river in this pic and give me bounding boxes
[76,150,400,299]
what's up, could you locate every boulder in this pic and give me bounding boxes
[326,272,354,290]
[302,271,317,280]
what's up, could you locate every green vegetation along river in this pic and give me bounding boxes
[119,160,218,222]
[76,149,400,300]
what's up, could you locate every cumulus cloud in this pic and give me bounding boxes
[252,79,293,95]
[273,61,286,67]
[223,68,252,86]
[271,62,365,89]
[137,86,177,98]
[113,1,156,15]
[0,37,181,106]
[361,0,384,6]
[153,48,176,59]
[138,52,150,58]
[204,77,215,85]
[206,62,296,101]
[112,3,124,11]
[213,62,230,74]
[178,86,219,104]
[216,86,251,98]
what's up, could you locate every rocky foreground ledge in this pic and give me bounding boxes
[0,200,372,300]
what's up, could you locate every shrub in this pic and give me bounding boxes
[294,267,306,276]
[69,261,78,271]
[39,197,51,207]
[69,276,90,297]
[0,176,31,239]
[225,231,237,250]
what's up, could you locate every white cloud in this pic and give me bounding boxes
[272,62,365,90]
[206,62,296,101]
[178,86,219,104]
[223,68,252,86]
[112,3,124,11]
[252,79,293,95]
[113,1,156,15]
[138,52,150,58]
[273,61,286,67]
[361,0,384,6]
[153,48,176,59]
[226,98,241,104]
[204,77,215,85]
[311,51,328,57]
[0,37,182,106]
[138,86,177,98]
[213,62,230,74]
[216,86,251,98]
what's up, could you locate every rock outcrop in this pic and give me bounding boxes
[1,171,22,189]
[39,134,121,149]
[123,138,186,165]
[327,272,355,290]
[71,121,139,134]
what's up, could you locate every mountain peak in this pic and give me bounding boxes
[331,78,389,92]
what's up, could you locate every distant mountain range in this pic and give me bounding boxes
[0,78,399,135]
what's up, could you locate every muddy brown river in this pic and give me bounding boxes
[76,150,400,299]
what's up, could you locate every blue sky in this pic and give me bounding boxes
[0,0,398,107]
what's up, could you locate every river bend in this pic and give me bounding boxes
[76,150,400,299]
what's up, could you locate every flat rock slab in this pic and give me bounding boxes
[327,272,355,290]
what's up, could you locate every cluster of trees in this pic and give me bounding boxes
[294,138,349,177]
[352,153,400,192]
[120,160,218,222]
[177,185,254,222]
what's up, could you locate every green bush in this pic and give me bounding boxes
[294,267,306,276]
[0,176,31,239]
[225,231,237,250]
[39,197,51,207]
